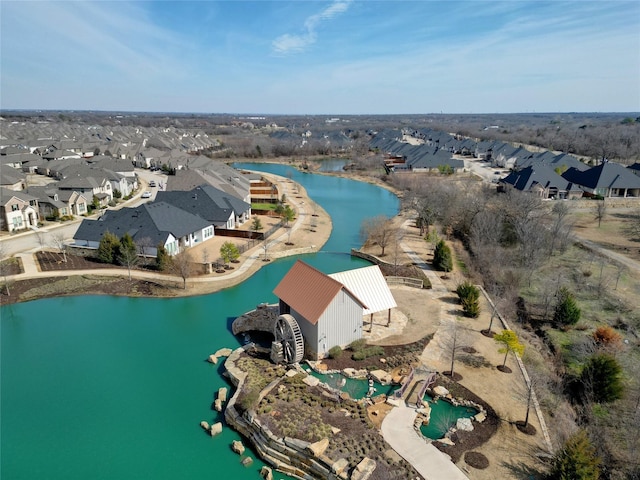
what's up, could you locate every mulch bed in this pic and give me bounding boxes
[431,375,500,463]
[0,257,23,275]
[321,336,431,372]
[496,365,513,374]
[36,251,117,272]
[464,451,490,469]
[515,421,537,435]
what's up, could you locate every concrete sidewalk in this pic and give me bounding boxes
[381,402,468,480]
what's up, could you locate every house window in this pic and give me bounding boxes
[78,203,86,213]
[203,226,213,239]
[12,217,23,228]
[11,204,19,211]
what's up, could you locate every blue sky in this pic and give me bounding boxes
[1,1,639,114]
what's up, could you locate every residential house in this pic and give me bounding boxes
[156,184,251,229]
[0,187,39,232]
[0,166,26,191]
[562,162,640,198]
[73,202,215,256]
[499,164,582,199]
[27,186,89,219]
[56,165,114,205]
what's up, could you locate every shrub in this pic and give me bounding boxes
[328,345,343,359]
[548,429,601,480]
[349,339,367,351]
[592,325,622,349]
[461,297,480,318]
[352,346,384,361]
[456,281,479,302]
[553,287,581,327]
[238,388,260,413]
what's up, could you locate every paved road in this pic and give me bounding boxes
[0,169,169,258]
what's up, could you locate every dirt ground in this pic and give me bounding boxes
[358,220,552,479]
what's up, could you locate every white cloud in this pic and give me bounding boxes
[272,0,351,55]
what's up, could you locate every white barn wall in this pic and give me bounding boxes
[318,290,363,358]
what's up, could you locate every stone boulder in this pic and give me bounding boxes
[307,438,329,458]
[369,369,391,384]
[207,354,218,364]
[214,399,223,412]
[433,386,449,397]
[351,457,376,480]
[200,420,210,431]
[456,417,474,432]
[215,347,233,358]
[260,466,274,480]
[241,456,253,467]
[218,387,228,402]
[303,375,320,387]
[210,422,222,436]
[231,440,245,455]
[474,411,486,423]
[332,458,349,475]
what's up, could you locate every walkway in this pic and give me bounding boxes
[381,403,468,480]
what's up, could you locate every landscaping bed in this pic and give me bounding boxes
[236,352,421,480]
[321,336,432,371]
[0,275,175,306]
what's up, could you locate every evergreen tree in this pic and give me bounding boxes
[155,244,171,271]
[580,353,624,403]
[456,281,481,317]
[548,430,601,480]
[433,240,453,272]
[97,231,120,264]
[553,287,581,327]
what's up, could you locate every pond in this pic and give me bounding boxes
[305,368,398,400]
[1,164,400,480]
[419,396,478,440]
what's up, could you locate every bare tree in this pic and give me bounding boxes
[623,208,640,242]
[137,236,153,260]
[202,248,211,274]
[360,215,395,256]
[49,231,67,263]
[549,202,573,255]
[440,319,470,379]
[595,201,607,228]
[35,231,48,251]
[171,249,193,289]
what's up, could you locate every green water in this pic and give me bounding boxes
[1,165,399,479]
[306,369,398,399]
[419,396,478,440]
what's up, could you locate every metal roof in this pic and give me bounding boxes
[329,265,397,316]
[273,260,367,325]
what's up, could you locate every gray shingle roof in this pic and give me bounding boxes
[73,202,212,245]
[562,162,640,190]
